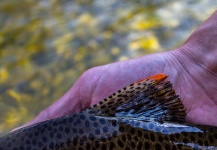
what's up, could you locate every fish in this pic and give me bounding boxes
[0,73,217,150]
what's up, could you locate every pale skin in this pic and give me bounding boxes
[15,10,217,130]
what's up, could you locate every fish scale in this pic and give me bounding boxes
[0,73,217,150]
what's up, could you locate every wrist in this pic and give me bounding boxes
[174,9,217,76]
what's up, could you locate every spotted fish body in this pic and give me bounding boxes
[0,74,217,150]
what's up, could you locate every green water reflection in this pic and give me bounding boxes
[0,0,216,135]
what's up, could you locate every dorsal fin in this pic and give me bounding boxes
[85,73,186,123]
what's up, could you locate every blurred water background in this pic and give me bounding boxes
[0,0,216,135]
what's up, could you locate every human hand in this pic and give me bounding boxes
[16,11,217,130]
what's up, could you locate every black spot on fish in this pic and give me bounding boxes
[32,139,37,145]
[53,121,58,126]
[12,138,16,143]
[49,132,54,138]
[72,138,77,146]
[49,142,55,149]
[42,136,47,142]
[18,146,25,150]
[79,139,84,146]
[59,126,63,131]
[103,110,110,114]
[92,104,97,108]
[164,136,169,141]
[40,129,45,134]
[42,123,48,128]
[182,132,187,136]
[27,133,33,139]
[94,140,100,149]
[214,133,217,139]
[111,120,117,126]
[110,142,115,149]
[134,136,139,142]
[138,142,142,149]
[79,114,85,120]
[25,140,31,145]
[73,119,81,126]
[190,135,196,141]
[78,147,84,150]
[102,126,108,133]
[121,135,126,142]
[130,128,135,135]
[204,140,209,146]
[170,134,175,141]
[34,131,39,136]
[26,146,31,150]
[172,145,177,150]
[65,127,70,133]
[68,117,74,123]
[177,144,182,149]
[84,120,90,126]
[127,134,132,141]
[150,133,155,142]
[95,129,100,135]
[117,94,122,97]
[48,126,53,131]
[126,147,130,150]
[119,126,124,132]
[66,138,71,147]
[145,142,150,149]
[79,129,84,134]
[112,131,118,137]
[38,141,43,148]
[72,128,77,134]
[20,136,25,141]
[99,118,106,124]
[56,133,62,139]
[86,143,91,149]
[131,141,136,148]
[118,139,124,147]
[174,133,180,139]
[165,143,170,149]
[88,133,95,139]
[100,105,106,109]
[89,116,96,121]
[62,118,67,124]
[209,135,214,143]
[155,143,161,150]
[158,135,163,142]
[93,122,98,127]
[143,133,148,139]
[197,132,202,137]
[198,139,203,145]
[137,130,142,137]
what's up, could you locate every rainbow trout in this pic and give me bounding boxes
[0,73,217,150]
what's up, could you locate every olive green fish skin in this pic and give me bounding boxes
[0,113,217,150]
[1,74,217,150]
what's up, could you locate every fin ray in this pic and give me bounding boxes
[85,73,186,123]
